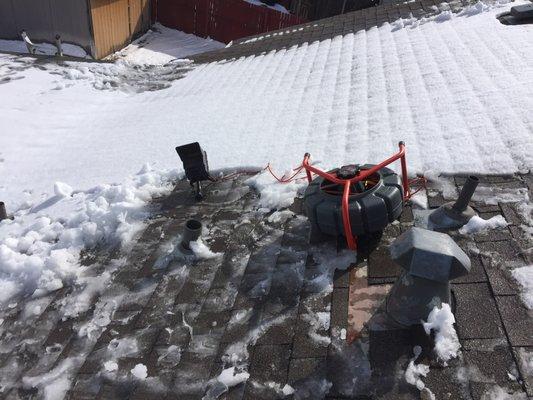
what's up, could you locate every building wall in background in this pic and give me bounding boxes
[90,0,151,58]
[154,0,305,44]
[0,0,93,53]
[0,0,151,59]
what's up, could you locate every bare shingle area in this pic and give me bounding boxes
[0,171,531,400]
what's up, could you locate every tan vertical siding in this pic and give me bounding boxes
[90,0,149,59]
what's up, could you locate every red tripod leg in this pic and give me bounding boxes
[342,181,357,251]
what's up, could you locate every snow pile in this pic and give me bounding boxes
[0,38,88,58]
[405,346,435,400]
[0,165,178,307]
[216,366,250,387]
[459,215,508,234]
[511,265,533,309]
[110,23,224,65]
[423,303,460,364]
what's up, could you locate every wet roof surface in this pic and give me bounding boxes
[0,171,531,400]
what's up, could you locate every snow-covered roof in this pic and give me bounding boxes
[1,0,532,209]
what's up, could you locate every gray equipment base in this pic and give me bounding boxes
[428,202,476,231]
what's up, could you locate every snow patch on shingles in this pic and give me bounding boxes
[222,313,289,365]
[473,186,530,206]
[104,360,118,372]
[517,348,533,376]
[392,0,509,31]
[256,381,296,397]
[267,210,295,224]
[154,233,221,270]
[459,215,508,234]
[423,303,460,364]
[481,385,528,400]
[511,265,533,309]
[409,190,429,209]
[109,23,224,65]
[60,271,112,319]
[303,247,351,295]
[22,357,81,400]
[131,363,148,380]
[246,171,307,210]
[77,290,125,340]
[303,311,331,346]
[424,172,458,200]
[0,165,177,308]
[405,346,435,400]
[216,366,250,387]
[190,238,223,260]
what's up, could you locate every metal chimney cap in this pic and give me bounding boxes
[390,227,471,283]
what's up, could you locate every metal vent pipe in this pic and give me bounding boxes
[453,175,479,212]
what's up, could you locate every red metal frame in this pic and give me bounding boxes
[302,141,411,251]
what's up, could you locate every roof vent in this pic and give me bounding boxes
[498,3,533,25]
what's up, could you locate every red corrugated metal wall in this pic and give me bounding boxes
[152,0,305,43]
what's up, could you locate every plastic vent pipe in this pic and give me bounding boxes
[452,176,479,212]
